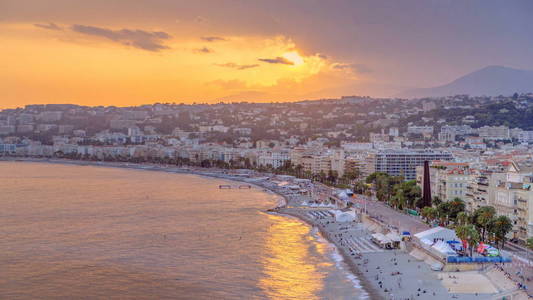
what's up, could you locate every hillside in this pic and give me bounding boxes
[398,66,533,98]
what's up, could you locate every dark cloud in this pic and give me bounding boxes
[201,36,226,42]
[34,22,62,31]
[258,56,294,65]
[333,63,372,73]
[215,62,259,70]
[194,47,213,53]
[70,24,171,51]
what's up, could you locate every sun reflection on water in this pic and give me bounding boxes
[258,214,326,299]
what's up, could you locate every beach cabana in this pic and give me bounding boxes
[371,233,393,249]
[385,232,402,249]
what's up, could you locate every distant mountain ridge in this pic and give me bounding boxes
[398,65,533,98]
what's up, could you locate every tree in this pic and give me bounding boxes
[432,196,442,207]
[456,211,470,226]
[455,224,480,256]
[437,202,451,226]
[448,198,466,221]
[393,180,421,209]
[421,206,438,224]
[473,206,496,242]
[390,188,406,210]
[366,172,401,203]
[490,215,513,249]
[527,237,533,250]
[353,181,367,194]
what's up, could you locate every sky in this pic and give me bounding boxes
[1,0,532,108]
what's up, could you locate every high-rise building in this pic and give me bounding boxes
[371,150,453,180]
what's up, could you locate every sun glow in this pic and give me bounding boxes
[282,51,305,66]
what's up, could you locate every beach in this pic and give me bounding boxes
[1,157,530,300]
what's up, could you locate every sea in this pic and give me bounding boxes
[0,162,366,299]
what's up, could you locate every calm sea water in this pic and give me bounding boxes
[0,162,364,299]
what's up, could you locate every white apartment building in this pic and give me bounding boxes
[416,161,470,203]
[407,125,434,136]
[291,148,345,177]
[478,126,510,140]
[489,162,533,242]
[465,171,490,212]
[257,150,290,169]
[518,131,533,143]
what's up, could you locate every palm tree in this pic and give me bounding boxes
[432,196,442,207]
[475,206,496,242]
[456,211,469,226]
[437,202,451,226]
[456,224,480,256]
[421,206,438,224]
[490,216,513,249]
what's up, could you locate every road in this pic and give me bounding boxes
[352,195,430,235]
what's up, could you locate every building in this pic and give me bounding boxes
[488,162,533,242]
[292,149,345,177]
[372,150,453,180]
[464,171,490,212]
[518,131,533,143]
[389,127,399,137]
[416,161,470,204]
[407,125,434,136]
[478,126,510,140]
[257,150,290,169]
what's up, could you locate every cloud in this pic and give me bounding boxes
[194,47,213,53]
[332,63,372,73]
[70,24,171,51]
[201,36,226,42]
[258,56,294,65]
[34,22,62,31]
[215,62,259,70]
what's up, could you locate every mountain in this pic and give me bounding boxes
[397,66,533,98]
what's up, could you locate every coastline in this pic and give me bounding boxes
[4,158,526,299]
[0,157,378,298]
[277,209,379,300]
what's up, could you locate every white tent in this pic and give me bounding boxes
[333,208,357,222]
[431,240,457,257]
[414,226,458,242]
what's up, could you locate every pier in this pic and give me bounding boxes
[218,184,252,189]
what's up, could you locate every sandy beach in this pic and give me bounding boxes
[2,157,530,300]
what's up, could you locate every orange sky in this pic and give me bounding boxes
[2,1,532,108]
[0,22,364,108]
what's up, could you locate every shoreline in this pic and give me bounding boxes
[0,157,379,298]
[278,209,380,300]
[3,158,526,299]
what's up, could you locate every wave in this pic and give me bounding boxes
[312,227,370,299]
